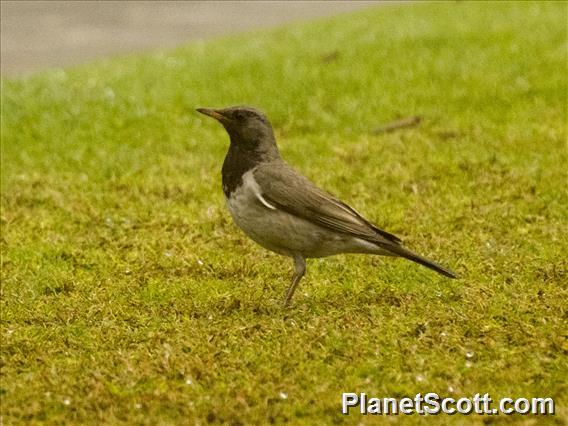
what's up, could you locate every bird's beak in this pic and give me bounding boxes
[196,108,228,123]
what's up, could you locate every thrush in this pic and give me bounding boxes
[196,106,457,306]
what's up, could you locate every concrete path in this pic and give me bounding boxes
[1,0,380,77]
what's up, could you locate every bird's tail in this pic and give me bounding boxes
[380,243,457,278]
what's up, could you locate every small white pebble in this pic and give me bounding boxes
[135,403,142,409]
[63,398,71,406]
[465,361,473,368]
[124,269,131,275]
[465,351,475,359]
[279,392,288,400]
[206,206,216,218]
[447,386,455,393]
[185,378,193,385]
[440,332,447,337]
[197,259,204,266]
[104,87,115,102]
[415,374,424,382]
[164,251,173,258]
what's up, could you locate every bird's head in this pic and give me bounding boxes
[197,106,279,158]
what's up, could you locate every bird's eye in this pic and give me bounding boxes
[234,111,245,121]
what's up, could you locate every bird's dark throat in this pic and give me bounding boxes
[221,142,273,197]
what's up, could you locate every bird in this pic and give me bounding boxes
[196,106,457,306]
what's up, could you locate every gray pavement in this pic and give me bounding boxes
[0,0,381,77]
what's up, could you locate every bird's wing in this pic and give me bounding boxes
[253,161,402,245]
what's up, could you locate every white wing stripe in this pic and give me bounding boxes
[244,170,276,210]
[255,190,276,210]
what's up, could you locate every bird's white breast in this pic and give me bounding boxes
[225,170,291,255]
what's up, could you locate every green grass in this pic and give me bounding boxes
[1,1,567,424]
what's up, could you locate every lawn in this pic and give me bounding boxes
[1,1,567,424]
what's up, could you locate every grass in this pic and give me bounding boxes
[1,1,567,424]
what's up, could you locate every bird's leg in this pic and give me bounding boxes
[284,255,306,307]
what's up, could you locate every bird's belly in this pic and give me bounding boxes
[225,191,384,258]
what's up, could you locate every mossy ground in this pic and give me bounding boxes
[1,2,567,424]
